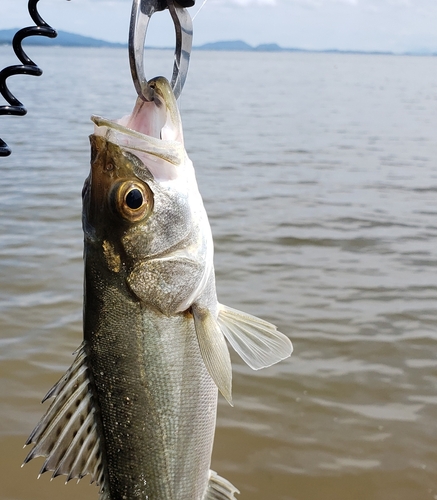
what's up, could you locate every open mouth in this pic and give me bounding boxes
[91,78,185,176]
[92,76,183,141]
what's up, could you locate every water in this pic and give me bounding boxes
[1,47,437,500]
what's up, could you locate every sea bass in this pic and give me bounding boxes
[23,77,292,500]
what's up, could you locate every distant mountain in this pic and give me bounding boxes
[194,40,398,54]
[254,43,284,52]
[195,40,288,52]
[0,29,125,48]
[196,40,253,51]
[0,32,285,52]
[0,30,421,55]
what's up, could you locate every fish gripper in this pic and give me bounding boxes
[0,0,57,157]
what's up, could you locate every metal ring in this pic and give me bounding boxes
[129,0,193,101]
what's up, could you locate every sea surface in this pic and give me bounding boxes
[1,46,437,500]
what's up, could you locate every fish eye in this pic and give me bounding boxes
[112,180,153,222]
[125,188,143,210]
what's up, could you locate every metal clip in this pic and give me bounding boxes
[129,0,193,101]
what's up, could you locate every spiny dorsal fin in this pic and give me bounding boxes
[217,304,293,370]
[204,470,240,500]
[192,305,233,406]
[23,343,108,496]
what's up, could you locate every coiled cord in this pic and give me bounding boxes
[0,0,57,156]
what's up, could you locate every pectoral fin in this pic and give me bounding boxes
[217,304,293,370]
[23,343,108,498]
[192,306,233,405]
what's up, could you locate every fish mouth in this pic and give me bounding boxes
[91,77,185,168]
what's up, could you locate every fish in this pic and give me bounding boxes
[23,77,293,499]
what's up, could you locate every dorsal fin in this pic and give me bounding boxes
[23,343,108,497]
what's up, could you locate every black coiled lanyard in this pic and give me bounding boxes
[0,0,57,157]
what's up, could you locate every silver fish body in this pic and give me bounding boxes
[83,133,218,498]
[24,77,293,500]
[84,280,217,499]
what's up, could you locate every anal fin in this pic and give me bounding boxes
[204,470,240,500]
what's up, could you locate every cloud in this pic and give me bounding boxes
[201,0,358,7]
[2,0,437,52]
[220,0,276,4]
[34,0,433,11]
[214,0,428,6]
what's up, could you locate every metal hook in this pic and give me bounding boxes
[129,0,193,102]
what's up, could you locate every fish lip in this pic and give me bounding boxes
[91,76,182,144]
[91,113,185,169]
[90,114,155,142]
[90,78,185,169]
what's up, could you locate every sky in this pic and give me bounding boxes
[1,0,437,53]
